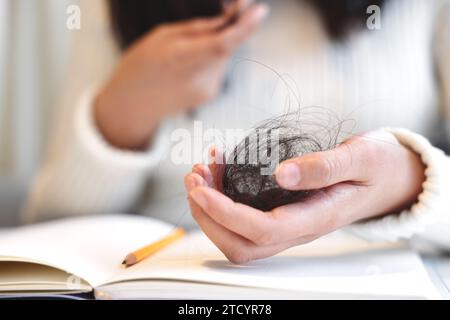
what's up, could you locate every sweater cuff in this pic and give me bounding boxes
[75,88,170,172]
[346,128,450,242]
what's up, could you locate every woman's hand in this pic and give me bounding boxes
[95,0,268,150]
[184,129,426,264]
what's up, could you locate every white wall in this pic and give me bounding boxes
[0,0,76,225]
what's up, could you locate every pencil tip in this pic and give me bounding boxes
[121,260,126,265]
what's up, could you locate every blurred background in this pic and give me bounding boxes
[0,0,75,226]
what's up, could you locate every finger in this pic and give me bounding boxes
[157,15,229,37]
[157,0,255,38]
[208,146,225,166]
[203,3,269,56]
[273,183,366,238]
[184,173,208,194]
[192,164,214,187]
[190,147,225,191]
[218,3,269,49]
[275,139,371,191]
[208,148,225,191]
[188,196,298,264]
[223,0,253,23]
[180,3,268,66]
[188,197,255,264]
[190,186,285,246]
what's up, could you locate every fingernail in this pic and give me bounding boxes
[190,189,209,210]
[276,163,301,188]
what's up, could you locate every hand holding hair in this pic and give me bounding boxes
[185,129,426,264]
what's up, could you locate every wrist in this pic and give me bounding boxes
[382,132,426,215]
[347,128,449,243]
[395,145,426,211]
[94,87,159,151]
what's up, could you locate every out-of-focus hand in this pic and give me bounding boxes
[184,130,426,264]
[95,0,268,150]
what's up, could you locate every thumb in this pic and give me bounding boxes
[275,142,365,191]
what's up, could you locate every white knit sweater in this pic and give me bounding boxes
[24,0,450,248]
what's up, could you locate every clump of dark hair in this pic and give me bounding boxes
[109,0,387,50]
[109,0,232,49]
[305,0,386,40]
[222,109,346,211]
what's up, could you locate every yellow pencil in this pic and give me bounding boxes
[122,228,186,267]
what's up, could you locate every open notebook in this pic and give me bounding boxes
[0,215,440,299]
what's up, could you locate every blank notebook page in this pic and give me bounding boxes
[112,231,441,299]
[0,215,174,287]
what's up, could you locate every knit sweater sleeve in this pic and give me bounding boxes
[22,0,169,222]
